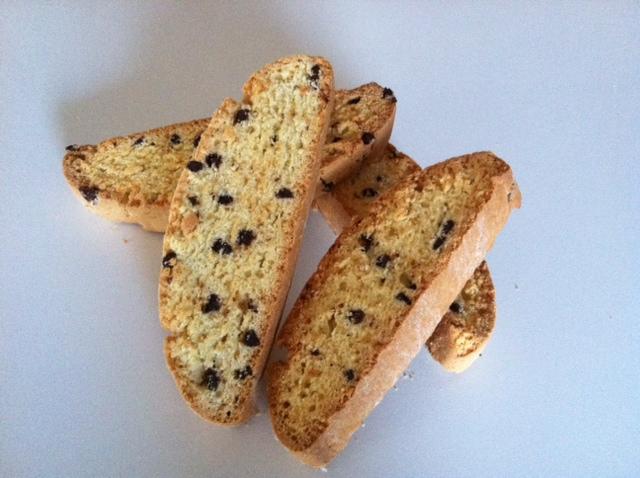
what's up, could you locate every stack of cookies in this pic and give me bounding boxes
[63,55,520,467]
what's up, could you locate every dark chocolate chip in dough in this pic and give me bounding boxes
[241,329,260,347]
[205,153,223,169]
[187,161,204,172]
[212,239,233,255]
[79,186,99,202]
[276,187,294,199]
[201,368,220,391]
[347,96,361,105]
[395,292,412,305]
[217,194,234,205]
[236,229,256,247]
[361,132,375,145]
[162,250,177,268]
[234,108,250,125]
[233,365,253,380]
[202,294,222,313]
[347,309,365,325]
[170,133,181,145]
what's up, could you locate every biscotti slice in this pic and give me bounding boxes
[318,82,395,186]
[63,83,394,232]
[316,144,496,372]
[63,118,209,231]
[159,56,334,425]
[268,152,521,466]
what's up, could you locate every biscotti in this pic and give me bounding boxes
[268,152,520,466]
[63,84,394,232]
[63,119,209,231]
[159,56,334,425]
[315,144,496,372]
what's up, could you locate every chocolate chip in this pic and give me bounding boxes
[212,238,233,255]
[188,196,199,206]
[193,134,201,147]
[247,300,258,312]
[344,369,356,381]
[276,187,294,199]
[202,293,221,313]
[347,309,365,325]
[79,186,99,203]
[233,365,253,380]
[133,137,144,146]
[408,282,417,290]
[442,219,455,235]
[359,234,374,252]
[201,367,220,391]
[170,133,181,145]
[433,220,455,250]
[309,64,321,88]
[311,349,321,356]
[270,135,278,144]
[376,175,383,182]
[382,87,397,102]
[205,153,223,168]
[234,108,250,125]
[321,178,334,192]
[376,254,391,268]
[432,236,445,250]
[331,136,341,143]
[162,250,177,268]
[65,144,79,151]
[395,292,412,305]
[241,329,260,347]
[187,161,204,172]
[217,194,233,205]
[237,229,256,246]
[449,302,463,314]
[361,132,375,145]
[361,188,378,198]
[347,96,361,105]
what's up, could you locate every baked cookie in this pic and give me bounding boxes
[159,55,334,425]
[315,144,496,372]
[268,152,520,466]
[63,84,394,231]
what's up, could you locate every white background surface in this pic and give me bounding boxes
[2,2,639,477]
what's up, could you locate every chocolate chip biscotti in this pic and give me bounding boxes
[315,144,497,372]
[63,83,394,232]
[159,55,334,425]
[268,152,521,466]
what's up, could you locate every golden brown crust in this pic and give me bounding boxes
[160,55,335,425]
[62,84,395,231]
[268,152,520,466]
[316,145,498,373]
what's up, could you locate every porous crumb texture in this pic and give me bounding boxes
[62,83,394,231]
[319,83,396,184]
[324,144,421,223]
[63,118,209,208]
[269,152,516,452]
[316,144,496,373]
[159,55,334,425]
[427,261,495,370]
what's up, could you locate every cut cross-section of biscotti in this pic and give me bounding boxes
[63,83,394,232]
[63,119,210,231]
[159,55,334,425]
[316,144,496,373]
[268,152,521,467]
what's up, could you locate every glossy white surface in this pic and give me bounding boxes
[1,2,638,477]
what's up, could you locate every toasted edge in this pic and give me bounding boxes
[269,152,521,466]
